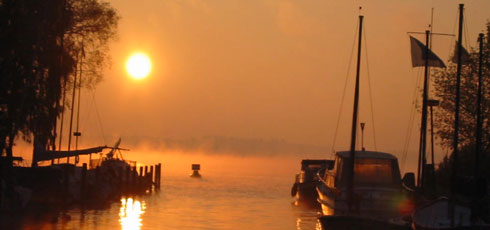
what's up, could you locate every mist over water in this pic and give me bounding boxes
[8,151,323,230]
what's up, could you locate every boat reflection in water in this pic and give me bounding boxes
[295,211,323,230]
[119,198,146,230]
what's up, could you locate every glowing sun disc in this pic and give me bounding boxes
[126,53,151,79]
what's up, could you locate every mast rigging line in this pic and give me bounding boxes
[90,89,107,146]
[401,67,423,173]
[362,22,378,151]
[447,8,459,61]
[331,20,360,158]
[407,32,455,36]
[463,13,469,50]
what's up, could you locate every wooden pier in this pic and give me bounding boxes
[3,161,162,210]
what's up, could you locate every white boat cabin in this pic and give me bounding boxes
[323,151,402,189]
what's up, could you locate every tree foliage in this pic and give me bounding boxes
[0,0,118,164]
[432,23,490,187]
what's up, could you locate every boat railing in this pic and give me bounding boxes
[401,181,416,193]
[316,167,328,185]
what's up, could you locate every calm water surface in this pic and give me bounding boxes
[11,155,323,230]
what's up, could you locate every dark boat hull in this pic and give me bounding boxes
[412,224,490,230]
[412,197,490,230]
[293,181,321,207]
[319,215,411,230]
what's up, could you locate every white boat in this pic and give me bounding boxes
[412,197,489,230]
[316,151,414,227]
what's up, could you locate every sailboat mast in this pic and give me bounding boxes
[67,56,78,163]
[348,15,363,212]
[475,32,484,196]
[417,30,430,190]
[75,42,84,151]
[429,8,436,170]
[450,3,464,198]
[450,4,464,227]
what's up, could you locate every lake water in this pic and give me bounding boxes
[5,153,324,230]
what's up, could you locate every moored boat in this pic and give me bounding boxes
[316,151,414,226]
[316,14,414,229]
[291,159,333,207]
[412,197,489,230]
[319,215,411,230]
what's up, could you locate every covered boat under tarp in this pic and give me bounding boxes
[412,197,490,230]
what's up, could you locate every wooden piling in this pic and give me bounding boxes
[149,166,154,191]
[81,163,87,202]
[155,163,161,190]
[64,165,70,204]
[131,166,137,194]
[154,164,158,190]
[143,166,148,191]
[95,166,100,185]
[139,166,143,192]
[118,166,123,194]
[125,166,130,194]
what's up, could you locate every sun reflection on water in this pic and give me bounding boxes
[119,198,146,230]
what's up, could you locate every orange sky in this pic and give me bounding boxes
[57,0,490,172]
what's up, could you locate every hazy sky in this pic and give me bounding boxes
[72,0,490,166]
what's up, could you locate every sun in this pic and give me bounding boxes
[126,53,152,80]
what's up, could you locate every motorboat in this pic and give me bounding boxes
[291,159,333,206]
[316,151,414,217]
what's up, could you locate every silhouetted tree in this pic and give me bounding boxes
[432,23,490,192]
[0,0,118,167]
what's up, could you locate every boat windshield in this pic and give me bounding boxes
[307,164,323,170]
[354,158,394,186]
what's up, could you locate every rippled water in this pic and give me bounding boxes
[6,154,324,230]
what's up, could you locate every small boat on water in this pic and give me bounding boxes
[291,159,333,206]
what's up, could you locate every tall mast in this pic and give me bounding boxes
[417,30,430,190]
[56,0,67,165]
[348,15,363,212]
[429,8,436,169]
[450,3,464,197]
[75,42,84,151]
[450,4,464,227]
[67,54,78,163]
[475,32,484,197]
[58,83,67,152]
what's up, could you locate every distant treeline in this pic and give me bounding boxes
[114,135,330,157]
